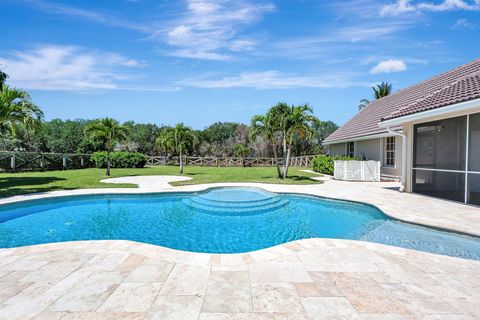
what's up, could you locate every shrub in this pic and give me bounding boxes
[312,155,357,175]
[91,152,147,168]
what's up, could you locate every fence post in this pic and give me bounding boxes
[377,161,381,182]
[10,154,15,170]
[80,157,84,167]
[361,161,365,181]
[62,156,67,169]
[40,154,44,169]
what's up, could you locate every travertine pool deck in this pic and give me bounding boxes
[0,239,479,319]
[0,176,479,319]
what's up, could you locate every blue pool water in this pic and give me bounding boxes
[0,187,479,259]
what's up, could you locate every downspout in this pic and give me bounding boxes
[386,127,407,192]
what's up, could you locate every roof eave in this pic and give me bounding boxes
[323,130,402,145]
[379,97,480,128]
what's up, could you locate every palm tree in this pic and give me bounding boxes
[0,70,8,92]
[156,123,195,173]
[358,98,370,111]
[281,104,320,179]
[250,112,282,178]
[269,102,291,159]
[233,143,251,167]
[0,86,43,135]
[372,82,392,99]
[84,118,129,176]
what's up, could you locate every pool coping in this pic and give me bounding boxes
[0,176,479,238]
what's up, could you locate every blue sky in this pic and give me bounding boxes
[1,0,479,129]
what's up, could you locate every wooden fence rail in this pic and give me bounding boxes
[146,155,319,168]
[0,152,321,172]
[0,152,93,172]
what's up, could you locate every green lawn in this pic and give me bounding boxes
[0,166,321,198]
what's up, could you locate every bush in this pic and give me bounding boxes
[91,152,147,168]
[312,155,357,175]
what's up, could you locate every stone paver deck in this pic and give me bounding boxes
[0,176,479,319]
[0,239,479,320]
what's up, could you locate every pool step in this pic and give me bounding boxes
[182,196,289,215]
[189,195,283,208]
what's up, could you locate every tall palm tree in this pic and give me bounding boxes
[0,86,43,135]
[372,82,392,99]
[84,118,129,176]
[156,123,195,173]
[0,70,8,92]
[358,98,370,111]
[281,104,320,179]
[269,102,291,159]
[250,112,282,178]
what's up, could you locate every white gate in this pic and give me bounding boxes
[334,160,381,182]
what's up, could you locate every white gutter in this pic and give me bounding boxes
[379,98,480,128]
[385,127,407,192]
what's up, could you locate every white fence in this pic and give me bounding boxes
[334,160,381,182]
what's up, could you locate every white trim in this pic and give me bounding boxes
[323,131,401,145]
[465,114,470,204]
[379,98,480,128]
[413,169,480,175]
[384,136,396,168]
[386,127,407,192]
[413,167,465,173]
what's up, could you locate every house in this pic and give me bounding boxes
[323,58,480,205]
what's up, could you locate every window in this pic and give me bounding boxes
[384,137,396,167]
[346,142,355,157]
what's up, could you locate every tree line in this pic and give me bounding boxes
[0,70,338,159]
[0,117,338,157]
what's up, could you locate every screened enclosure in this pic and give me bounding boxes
[413,112,480,205]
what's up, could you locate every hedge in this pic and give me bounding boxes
[312,155,357,175]
[91,152,148,168]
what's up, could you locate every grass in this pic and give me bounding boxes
[0,166,321,198]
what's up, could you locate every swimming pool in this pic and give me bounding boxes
[1,187,479,259]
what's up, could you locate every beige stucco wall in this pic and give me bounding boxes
[329,143,346,156]
[327,136,403,178]
[355,139,380,161]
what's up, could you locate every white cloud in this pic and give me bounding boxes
[180,70,365,89]
[24,0,148,32]
[370,59,407,74]
[167,50,231,61]
[380,0,416,16]
[380,0,480,16]
[417,0,480,11]
[0,45,176,92]
[160,0,274,60]
[452,18,476,28]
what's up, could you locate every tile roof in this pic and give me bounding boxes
[383,70,480,121]
[324,58,480,144]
